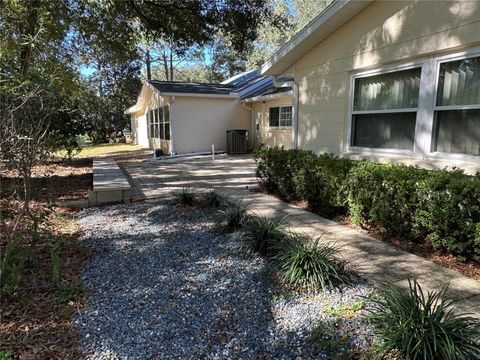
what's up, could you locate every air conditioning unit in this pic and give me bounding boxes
[226,129,249,154]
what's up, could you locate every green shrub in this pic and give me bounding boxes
[202,189,223,208]
[175,186,195,206]
[275,234,349,291]
[414,170,480,261]
[293,153,354,211]
[369,278,480,360]
[218,199,249,232]
[255,147,480,261]
[255,147,355,210]
[255,146,300,197]
[244,214,288,256]
[346,162,428,238]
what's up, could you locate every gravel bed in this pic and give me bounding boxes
[76,201,376,359]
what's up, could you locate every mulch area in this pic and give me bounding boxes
[257,187,480,281]
[0,158,93,201]
[0,158,93,359]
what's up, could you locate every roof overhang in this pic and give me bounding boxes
[157,92,238,99]
[124,81,154,114]
[260,0,374,75]
[242,90,293,103]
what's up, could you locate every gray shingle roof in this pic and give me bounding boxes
[147,80,234,95]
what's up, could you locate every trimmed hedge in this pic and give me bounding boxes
[254,147,480,261]
[255,146,355,213]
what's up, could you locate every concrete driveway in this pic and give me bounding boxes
[120,154,258,201]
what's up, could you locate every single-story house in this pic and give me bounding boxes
[260,0,480,172]
[125,71,293,155]
[127,0,479,173]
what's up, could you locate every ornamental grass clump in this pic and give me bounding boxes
[175,186,195,206]
[202,189,223,208]
[244,214,288,257]
[369,278,480,360]
[275,234,349,291]
[218,199,249,232]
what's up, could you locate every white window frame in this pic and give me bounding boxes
[268,105,293,129]
[347,62,425,156]
[346,47,480,160]
[429,50,480,160]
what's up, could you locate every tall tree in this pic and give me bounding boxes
[139,37,204,81]
[246,0,332,69]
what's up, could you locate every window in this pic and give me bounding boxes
[433,55,480,155]
[351,67,421,150]
[149,105,171,140]
[269,106,292,128]
[149,109,159,138]
[164,106,171,140]
[148,109,157,138]
[158,107,164,139]
[348,51,480,158]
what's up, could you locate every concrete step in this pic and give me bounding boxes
[88,158,131,206]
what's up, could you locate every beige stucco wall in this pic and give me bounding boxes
[292,0,480,162]
[252,95,293,149]
[173,96,250,154]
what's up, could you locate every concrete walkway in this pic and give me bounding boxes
[88,158,131,205]
[121,154,480,319]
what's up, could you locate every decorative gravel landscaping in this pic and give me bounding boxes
[76,201,376,359]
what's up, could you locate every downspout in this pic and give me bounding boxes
[170,95,176,155]
[241,101,255,150]
[272,76,299,149]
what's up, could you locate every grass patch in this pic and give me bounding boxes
[56,280,85,304]
[57,143,143,158]
[369,278,480,359]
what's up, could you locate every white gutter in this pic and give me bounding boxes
[158,92,238,99]
[242,90,292,103]
[272,76,299,149]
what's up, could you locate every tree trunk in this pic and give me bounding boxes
[169,50,174,81]
[19,1,40,79]
[162,51,169,81]
[146,50,152,80]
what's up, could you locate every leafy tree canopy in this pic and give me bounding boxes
[1,0,279,146]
